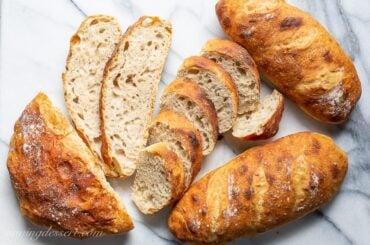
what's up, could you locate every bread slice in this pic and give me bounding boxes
[232,90,284,140]
[160,78,218,155]
[177,56,238,133]
[7,93,133,237]
[148,109,203,188]
[132,142,185,214]
[202,39,260,114]
[63,15,122,175]
[101,16,172,177]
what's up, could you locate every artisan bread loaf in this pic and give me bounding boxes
[202,38,260,114]
[63,15,122,175]
[233,90,284,140]
[216,0,361,124]
[177,56,238,133]
[101,16,172,177]
[148,109,203,188]
[160,78,218,155]
[168,132,348,244]
[7,93,133,237]
[132,142,185,215]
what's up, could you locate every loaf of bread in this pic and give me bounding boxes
[177,56,238,133]
[101,16,172,177]
[132,142,185,215]
[168,132,347,244]
[160,78,219,155]
[202,39,260,114]
[148,109,203,188]
[216,0,361,124]
[233,89,284,140]
[7,93,133,237]
[63,15,122,176]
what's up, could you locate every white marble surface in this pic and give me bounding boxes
[0,0,369,244]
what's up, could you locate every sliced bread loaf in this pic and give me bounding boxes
[7,93,133,236]
[202,39,260,114]
[101,16,172,177]
[132,142,185,214]
[160,78,218,155]
[177,56,238,133]
[232,90,284,140]
[147,109,203,188]
[63,15,122,175]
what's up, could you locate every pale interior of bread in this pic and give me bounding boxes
[103,18,171,175]
[232,90,281,137]
[148,123,192,187]
[178,67,235,133]
[204,52,259,114]
[132,149,171,214]
[161,93,215,155]
[64,17,121,161]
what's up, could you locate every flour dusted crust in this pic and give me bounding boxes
[7,93,133,237]
[216,0,361,123]
[168,132,348,244]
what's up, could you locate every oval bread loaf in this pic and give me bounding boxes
[160,78,219,155]
[177,56,238,133]
[148,109,203,188]
[168,132,348,244]
[216,0,361,124]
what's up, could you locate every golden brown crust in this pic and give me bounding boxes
[161,78,219,155]
[146,143,186,210]
[7,93,133,238]
[216,0,361,124]
[149,109,203,184]
[100,16,172,177]
[168,132,348,244]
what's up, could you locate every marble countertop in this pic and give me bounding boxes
[0,0,369,244]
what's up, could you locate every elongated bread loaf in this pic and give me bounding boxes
[101,16,172,177]
[63,15,122,175]
[148,110,203,188]
[168,132,348,244]
[202,39,260,114]
[160,78,218,155]
[216,0,361,124]
[177,56,238,133]
[132,142,185,215]
[7,93,133,237]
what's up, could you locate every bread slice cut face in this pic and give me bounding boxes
[7,93,133,237]
[177,56,238,133]
[63,15,122,176]
[132,142,185,214]
[101,16,172,177]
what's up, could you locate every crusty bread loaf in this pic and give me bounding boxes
[63,15,122,175]
[177,56,238,133]
[148,109,203,188]
[168,132,348,244]
[132,142,185,215]
[101,16,172,177]
[202,38,260,114]
[7,93,133,237]
[233,90,284,140]
[160,78,218,155]
[216,0,361,124]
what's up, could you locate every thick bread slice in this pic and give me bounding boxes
[7,93,133,237]
[148,109,203,188]
[63,15,122,176]
[132,142,185,215]
[202,39,260,114]
[160,78,218,155]
[177,56,238,133]
[232,90,284,140]
[101,16,172,177]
